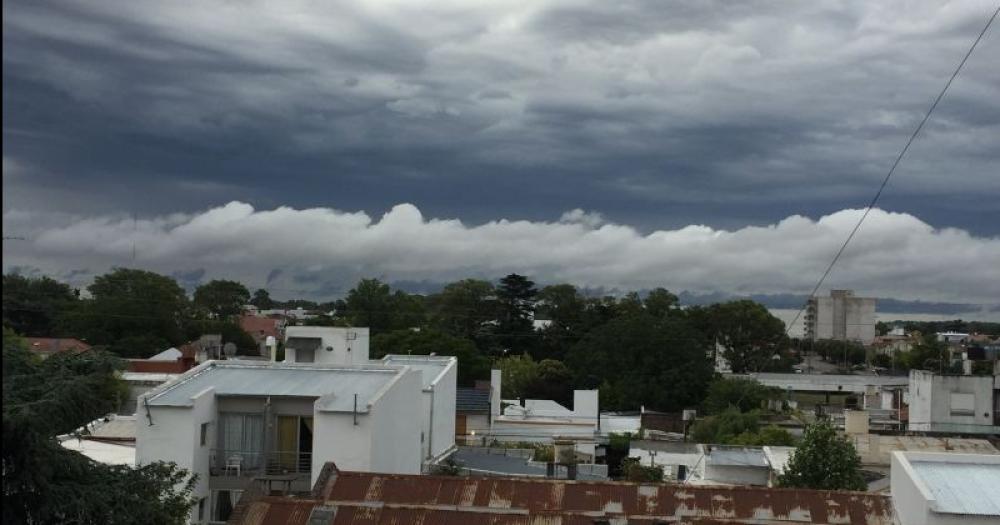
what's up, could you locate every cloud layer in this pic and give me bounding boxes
[4,202,999,305]
[4,1,1000,234]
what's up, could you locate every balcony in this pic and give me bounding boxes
[209,449,312,479]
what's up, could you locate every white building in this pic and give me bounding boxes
[487,369,601,459]
[283,326,370,365]
[135,360,422,523]
[805,290,876,344]
[891,451,1000,525]
[908,370,1000,435]
[380,354,457,464]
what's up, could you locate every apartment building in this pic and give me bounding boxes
[805,290,876,344]
[135,360,422,523]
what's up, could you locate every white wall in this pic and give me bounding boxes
[428,362,457,461]
[369,369,423,474]
[311,409,374,484]
[136,387,216,523]
[909,371,997,433]
[284,326,370,365]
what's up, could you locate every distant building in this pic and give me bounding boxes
[936,331,970,345]
[283,326,369,365]
[238,315,285,356]
[891,451,1000,525]
[24,337,91,358]
[805,290,876,344]
[455,385,491,444]
[907,370,1000,434]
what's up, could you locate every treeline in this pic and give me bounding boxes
[876,319,1000,336]
[3,269,797,412]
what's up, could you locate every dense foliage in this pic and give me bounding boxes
[2,329,196,524]
[567,312,714,412]
[777,419,865,491]
[3,268,802,413]
[702,377,781,415]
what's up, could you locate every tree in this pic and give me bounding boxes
[689,407,761,444]
[643,288,680,318]
[523,359,574,408]
[901,334,949,371]
[428,279,496,344]
[65,268,189,357]
[3,329,196,523]
[566,312,713,412]
[703,377,780,415]
[777,419,865,491]
[343,279,424,334]
[2,273,78,336]
[371,328,491,386]
[494,353,540,399]
[730,425,796,446]
[193,280,250,319]
[706,300,788,373]
[494,274,537,354]
[250,288,275,309]
[620,457,664,482]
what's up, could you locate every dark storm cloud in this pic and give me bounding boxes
[3,1,1000,305]
[4,0,999,233]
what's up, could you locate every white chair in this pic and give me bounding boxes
[225,454,243,477]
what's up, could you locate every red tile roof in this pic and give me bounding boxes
[126,359,192,374]
[24,337,91,357]
[240,315,283,340]
[230,464,893,525]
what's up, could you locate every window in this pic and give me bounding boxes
[200,423,209,446]
[212,490,244,522]
[219,413,265,470]
[197,497,206,521]
[950,393,975,416]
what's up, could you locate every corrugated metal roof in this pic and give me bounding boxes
[382,355,455,389]
[232,463,893,524]
[144,362,404,412]
[457,388,491,413]
[705,446,769,468]
[910,461,1000,516]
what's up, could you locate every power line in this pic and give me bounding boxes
[785,5,1000,337]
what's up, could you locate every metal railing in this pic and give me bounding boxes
[209,449,312,477]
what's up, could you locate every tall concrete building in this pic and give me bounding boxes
[805,290,876,344]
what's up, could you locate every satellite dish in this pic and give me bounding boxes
[223,342,237,359]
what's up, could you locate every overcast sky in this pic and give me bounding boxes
[3,1,999,308]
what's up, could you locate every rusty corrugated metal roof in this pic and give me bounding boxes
[230,464,893,525]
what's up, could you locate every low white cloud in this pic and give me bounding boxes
[4,202,998,304]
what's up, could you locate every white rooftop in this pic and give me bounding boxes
[381,354,455,389]
[148,347,182,361]
[142,361,408,413]
[896,452,1000,517]
[61,438,136,466]
[910,460,1000,516]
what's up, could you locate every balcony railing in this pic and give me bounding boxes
[209,449,312,477]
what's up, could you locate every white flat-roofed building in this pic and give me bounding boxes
[283,326,370,365]
[135,360,421,523]
[380,354,457,464]
[891,451,1000,525]
[908,370,999,435]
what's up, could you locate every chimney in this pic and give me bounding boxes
[490,369,502,418]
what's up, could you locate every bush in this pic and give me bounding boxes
[620,457,664,482]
